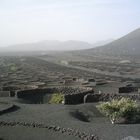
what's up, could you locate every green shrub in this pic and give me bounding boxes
[8,63,17,72]
[49,93,64,104]
[96,98,140,124]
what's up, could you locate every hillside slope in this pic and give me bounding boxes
[88,28,140,56]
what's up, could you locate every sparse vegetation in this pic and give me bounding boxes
[49,93,64,104]
[96,98,140,124]
[8,63,17,72]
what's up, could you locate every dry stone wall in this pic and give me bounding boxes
[16,87,93,104]
[84,93,140,103]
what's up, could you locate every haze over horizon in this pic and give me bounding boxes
[0,0,140,49]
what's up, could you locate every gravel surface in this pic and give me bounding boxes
[0,98,140,140]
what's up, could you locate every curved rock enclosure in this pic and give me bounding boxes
[16,87,93,104]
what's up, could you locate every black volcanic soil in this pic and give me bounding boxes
[0,98,140,140]
[0,56,140,140]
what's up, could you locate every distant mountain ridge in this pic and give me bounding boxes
[1,28,140,57]
[87,28,140,56]
[0,39,115,52]
[0,40,93,51]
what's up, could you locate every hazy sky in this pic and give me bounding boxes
[0,0,140,47]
